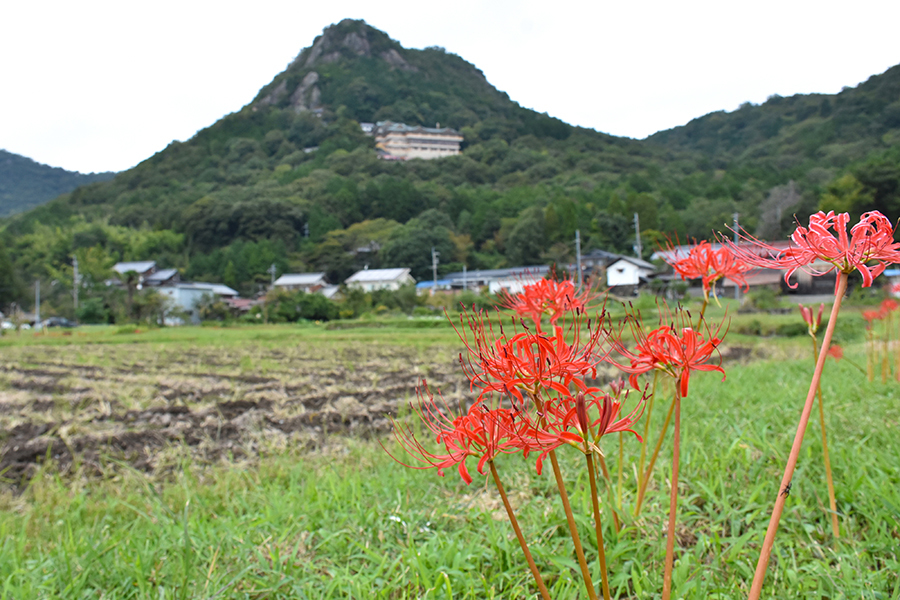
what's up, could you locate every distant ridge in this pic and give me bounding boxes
[0,149,116,216]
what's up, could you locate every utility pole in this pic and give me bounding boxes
[34,279,40,331]
[633,212,643,259]
[575,230,583,288]
[268,263,277,287]
[733,212,740,301]
[72,255,80,313]
[431,247,439,296]
[462,265,467,292]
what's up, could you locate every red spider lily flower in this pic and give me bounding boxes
[862,309,883,328]
[608,377,627,400]
[727,211,900,290]
[880,298,899,314]
[608,307,727,398]
[827,345,844,361]
[663,240,753,300]
[385,384,532,485]
[500,277,598,329]
[523,390,645,473]
[798,303,825,336]
[452,308,612,406]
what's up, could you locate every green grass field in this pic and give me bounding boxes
[0,304,897,599]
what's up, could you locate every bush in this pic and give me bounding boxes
[743,288,783,312]
[76,298,110,324]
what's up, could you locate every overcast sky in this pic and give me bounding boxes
[2,0,899,174]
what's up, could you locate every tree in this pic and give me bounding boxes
[0,241,21,311]
[505,206,546,266]
[757,181,802,239]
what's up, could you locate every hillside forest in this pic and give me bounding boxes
[1,19,899,322]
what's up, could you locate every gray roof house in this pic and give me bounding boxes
[345,268,414,292]
[273,273,328,292]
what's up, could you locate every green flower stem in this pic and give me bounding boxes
[489,460,551,600]
[662,392,681,600]
[748,272,848,600]
[634,392,676,517]
[549,449,598,600]
[811,337,840,539]
[596,453,621,533]
[616,433,624,515]
[636,371,660,498]
[586,453,612,600]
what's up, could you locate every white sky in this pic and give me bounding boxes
[2,0,899,174]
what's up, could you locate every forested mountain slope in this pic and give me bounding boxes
[0,150,115,216]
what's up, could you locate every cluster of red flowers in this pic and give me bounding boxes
[390,301,645,483]
[389,269,734,486]
[500,275,597,328]
[859,298,899,329]
[610,306,726,397]
[664,240,753,300]
[729,210,900,289]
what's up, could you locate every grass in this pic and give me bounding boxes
[0,305,897,598]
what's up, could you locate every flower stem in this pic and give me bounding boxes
[549,449,598,600]
[489,460,551,600]
[811,337,840,539]
[662,393,681,600]
[586,453,612,600]
[867,330,874,382]
[747,272,848,600]
[616,432,624,515]
[634,392,676,517]
[697,297,709,329]
[596,453,622,533]
[636,371,660,494]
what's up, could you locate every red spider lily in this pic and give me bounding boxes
[727,211,900,290]
[827,345,844,361]
[385,383,533,485]
[663,240,753,300]
[608,377,627,400]
[523,390,645,473]
[881,298,899,314]
[798,303,825,336]
[501,277,598,329]
[453,308,612,406]
[862,309,883,328]
[609,308,727,397]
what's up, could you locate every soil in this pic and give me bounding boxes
[0,341,467,489]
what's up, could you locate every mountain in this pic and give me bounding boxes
[0,150,116,216]
[649,65,900,164]
[1,19,898,317]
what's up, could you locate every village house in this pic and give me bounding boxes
[345,268,414,292]
[272,273,328,293]
[606,256,656,291]
[441,266,552,294]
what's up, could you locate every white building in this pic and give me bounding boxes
[606,257,656,288]
[345,268,415,292]
[273,273,328,293]
[158,282,239,314]
[370,121,463,160]
[441,266,552,293]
